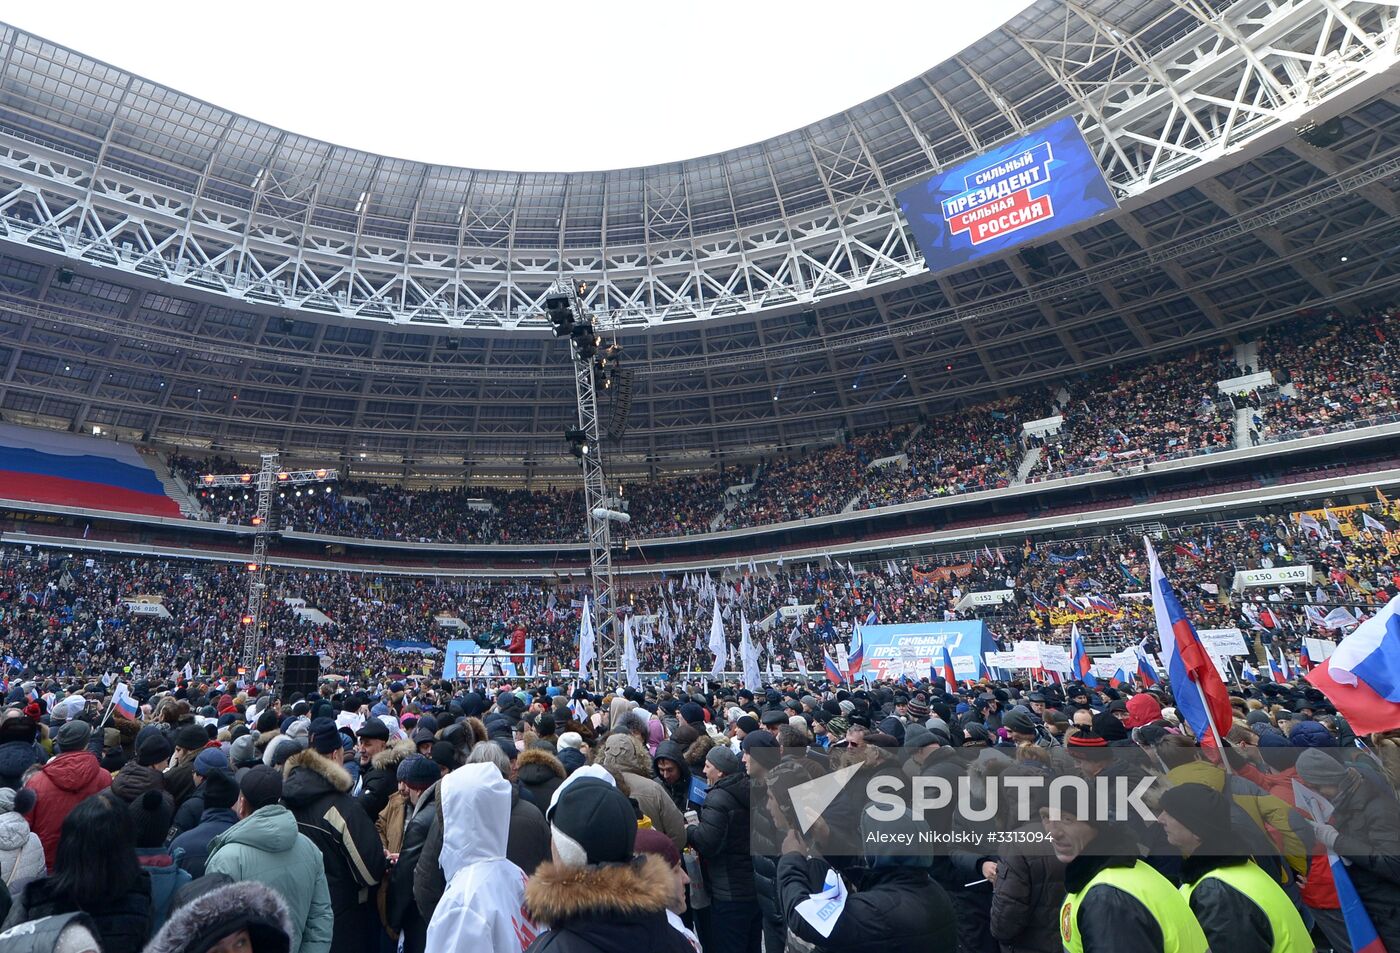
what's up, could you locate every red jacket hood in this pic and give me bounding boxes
[1124,694,1162,729]
[41,751,104,793]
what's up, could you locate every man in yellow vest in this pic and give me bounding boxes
[1156,782,1310,953]
[1043,762,1208,953]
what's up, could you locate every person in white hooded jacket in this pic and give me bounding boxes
[425,762,539,953]
[0,787,43,898]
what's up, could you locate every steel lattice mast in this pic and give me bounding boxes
[196,456,338,672]
[557,281,620,678]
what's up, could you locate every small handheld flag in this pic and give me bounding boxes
[941,646,958,694]
[1071,625,1097,688]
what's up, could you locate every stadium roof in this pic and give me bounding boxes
[0,3,1394,476]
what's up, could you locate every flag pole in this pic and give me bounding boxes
[1196,674,1232,772]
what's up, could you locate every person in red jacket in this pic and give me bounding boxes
[24,719,111,870]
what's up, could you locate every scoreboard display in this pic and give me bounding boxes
[896,116,1118,272]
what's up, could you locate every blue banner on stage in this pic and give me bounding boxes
[896,116,1117,273]
[854,621,994,682]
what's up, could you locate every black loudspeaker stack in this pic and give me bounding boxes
[281,653,321,699]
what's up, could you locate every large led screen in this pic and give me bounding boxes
[895,116,1117,272]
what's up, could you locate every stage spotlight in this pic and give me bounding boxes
[571,322,599,359]
[564,427,590,458]
[545,294,574,337]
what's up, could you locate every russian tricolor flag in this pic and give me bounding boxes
[847,627,865,684]
[1071,624,1097,688]
[1241,659,1259,683]
[1134,645,1161,687]
[1146,537,1234,746]
[1109,666,1131,689]
[1306,592,1400,735]
[823,651,844,685]
[1269,651,1287,684]
[254,662,268,682]
[941,646,958,694]
[112,682,139,720]
[1298,641,1314,673]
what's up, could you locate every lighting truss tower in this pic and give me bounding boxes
[196,456,338,672]
[555,281,619,677]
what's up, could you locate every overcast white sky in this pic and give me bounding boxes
[6,0,1034,171]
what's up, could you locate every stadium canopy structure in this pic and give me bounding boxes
[0,0,1394,482]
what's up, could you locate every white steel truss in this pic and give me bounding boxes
[0,0,1390,330]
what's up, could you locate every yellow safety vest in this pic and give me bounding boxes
[1181,860,1312,953]
[1060,860,1208,953]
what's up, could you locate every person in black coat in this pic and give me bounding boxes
[1297,748,1400,951]
[352,719,396,821]
[524,776,691,953]
[280,726,386,953]
[686,745,760,953]
[386,756,439,953]
[518,747,568,808]
[0,793,152,953]
[168,769,239,878]
[652,739,693,812]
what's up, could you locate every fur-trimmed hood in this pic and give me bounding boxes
[683,733,717,768]
[525,854,674,926]
[597,732,651,778]
[145,879,292,953]
[517,746,566,780]
[280,748,352,808]
[370,738,416,772]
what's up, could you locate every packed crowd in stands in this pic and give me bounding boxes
[3,493,1396,688]
[863,398,1033,507]
[1255,305,1400,441]
[161,307,1400,546]
[1028,345,1240,481]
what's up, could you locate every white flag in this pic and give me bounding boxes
[708,597,727,678]
[622,618,640,690]
[794,651,810,676]
[1364,511,1386,534]
[740,616,761,692]
[578,597,597,677]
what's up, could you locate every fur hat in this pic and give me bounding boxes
[146,880,291,953]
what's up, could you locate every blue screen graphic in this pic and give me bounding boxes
[895,116,1117,272]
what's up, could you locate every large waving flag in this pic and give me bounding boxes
[1145,537,1234,746]
[940,646,958,694]
[1306,592,1400,734]
[1071,624,1097,688]
[847,626,865,683]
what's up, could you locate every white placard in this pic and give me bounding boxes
[1012,640,1044,667]
[1197,627,1249,656]
[984,651,1018,671]
[1304,637,1337,661]
[1038,646,1072,673]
